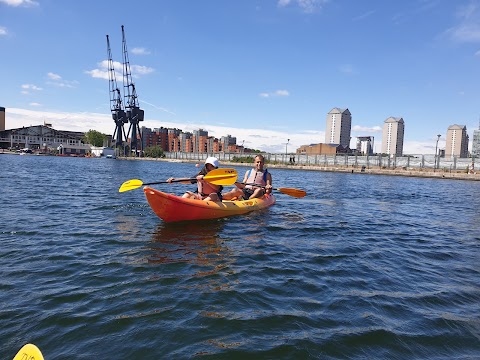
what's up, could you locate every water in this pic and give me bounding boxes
[1,154,479,359]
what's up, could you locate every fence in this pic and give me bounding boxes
[163,152,475,172]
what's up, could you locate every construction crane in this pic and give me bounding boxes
[106,34,127,156]
[121,25,144,156]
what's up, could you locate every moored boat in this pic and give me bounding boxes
[143,186,276,222]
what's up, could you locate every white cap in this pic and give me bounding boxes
[205,156,219,168]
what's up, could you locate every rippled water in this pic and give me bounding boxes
[1,154,479,359]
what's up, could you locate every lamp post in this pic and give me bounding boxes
[434,134,441,171]
[241,140,244,154]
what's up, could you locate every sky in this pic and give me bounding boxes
[1,0,479,154]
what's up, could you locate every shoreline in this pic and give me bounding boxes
[4,150,477,181]
[119,157,480,182]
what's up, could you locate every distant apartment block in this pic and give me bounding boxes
[445,124,469,158]
[325,108,352,148]
[381,117,404,156]
[139,126,245,154]
[356,136,374,155]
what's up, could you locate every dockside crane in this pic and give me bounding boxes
[106,34,127,156]
[121,25,144,156]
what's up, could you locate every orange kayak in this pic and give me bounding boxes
[143,187,276,222]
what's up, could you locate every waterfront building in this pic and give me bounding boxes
[168,128,181,152]
[192,129,208,153]
[445,124,469,158]
[296,143,348,155]
[0,106,5,132]
[141,126,167,151]
[381,117,405,156]
[220,135,237,153]
[0,125,91,154]
[471,121,480,158]
[356,136,374,155]
[325,108,352,148]
[178,132,193,153]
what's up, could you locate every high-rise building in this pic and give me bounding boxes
[0,107,5,132]
[193,129,208,153]
[381,117,405,156]
[220,135,237,153]
[471,119,480,158]
[325,108,352,148]
[445,124,469,158]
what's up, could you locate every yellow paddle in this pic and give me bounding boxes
[13,344,44,360]
[239,182,307,198]
[119,168,238,193]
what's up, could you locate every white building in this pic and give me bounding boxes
[381,117,405,156]
[445,124,469,158]
[325,108,352,148]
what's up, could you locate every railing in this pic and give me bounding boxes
[162,152,475,172]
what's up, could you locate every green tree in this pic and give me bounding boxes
[144,145,165,158]
[84,130,106,147]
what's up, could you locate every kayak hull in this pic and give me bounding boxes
[143,187,276,222]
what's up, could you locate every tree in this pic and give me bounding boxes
[84,130,106,147]
[144,145,165,158]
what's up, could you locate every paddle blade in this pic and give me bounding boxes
[119,179,144,193]
[14,344,44,360]
[204,169,238,185]
[276,187,307,198]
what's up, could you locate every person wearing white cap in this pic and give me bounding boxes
[167,157,223,201]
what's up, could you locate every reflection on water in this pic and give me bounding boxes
[148,220,231,264]
[147,221,236,291]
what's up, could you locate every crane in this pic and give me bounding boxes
[121,25,144,156]
[106,34,127,156]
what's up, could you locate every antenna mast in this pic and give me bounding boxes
[122,25,144,156]
[107,34,127,155]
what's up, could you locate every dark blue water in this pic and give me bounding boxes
[1,154,479,359]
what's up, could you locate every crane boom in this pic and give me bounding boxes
[107,34,127,155]
[121,25,144,156]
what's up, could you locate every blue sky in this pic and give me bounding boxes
[1,0,479,154]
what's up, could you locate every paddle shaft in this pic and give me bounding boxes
[236,182,306,198]
[144,177,194,186]
[119,168,238,192]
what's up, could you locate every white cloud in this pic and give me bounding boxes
[0,0,38,6]
[259,89,290,98]
[3,107,324,153]
[131,47,151,55]
[352,125,382,133]
[277,0,329,13]
[3,108,443,154]
[47,72,62,80]
[85,60,153,80]
[21,84,43,92]
[85,68,110,80]
[29,102,41,106]
[445,2,480,43]
[130,64,154,76]
[278,0,291,6]
[0,26,7,36]
[46,72,78,88]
